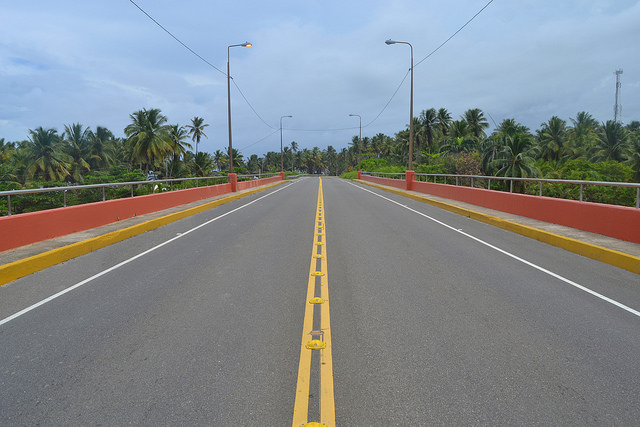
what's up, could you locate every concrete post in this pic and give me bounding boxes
[229,173,238,192]
[406,170,414,191]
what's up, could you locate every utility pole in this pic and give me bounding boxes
[614,69,623,122]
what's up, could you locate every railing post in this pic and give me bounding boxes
[637,188,639,209]
[63,190,67,207]
[229,173,238,192]
[280,171,286,181]
[488,179,491,189]
[102,186,106,201]
[405,170,414,191]
[7,195,11,216]
[357,170,362,180]
[580,184,584,202]
[539,182,543,196]
[510,180,513,193]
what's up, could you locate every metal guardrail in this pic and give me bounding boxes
[362,171,640,209]
[0,173,282,216]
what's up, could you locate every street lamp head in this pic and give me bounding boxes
[243,42,252,48]
[385,39,396,45]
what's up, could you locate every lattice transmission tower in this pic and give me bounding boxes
[614,69,623,122]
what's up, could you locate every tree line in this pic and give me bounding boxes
[1,107,639,194]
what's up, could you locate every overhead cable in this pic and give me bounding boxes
[414,0,494,68]
[128,0,227,77]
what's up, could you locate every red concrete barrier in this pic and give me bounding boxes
[0,175,284,253]
[363,175,406,190]
[0,183,232,252]
[361,173,640,244]
[236,174,282,191]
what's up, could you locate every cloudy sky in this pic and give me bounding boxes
[2,0,639,156]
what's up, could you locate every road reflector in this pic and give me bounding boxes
[311,271,325,276]
[313,254,324,259]
[309,297,325,304]
[302,423,327,427]
[315,242,325,246]
[306,340,326,350]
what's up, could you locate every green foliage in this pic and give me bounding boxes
[339,171,359,179]
[414,163,448,174]
[3,106,639,213]
[533,159,636,206]
[360,158,389,170]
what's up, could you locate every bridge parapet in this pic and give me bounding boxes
[360,171,640,244]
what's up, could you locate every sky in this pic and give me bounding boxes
[1,0,639,157]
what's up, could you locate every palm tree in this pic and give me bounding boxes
[448,120,473,141]
[493,118,530,138]
[226,147,244,170]
[167,124,193,178]
[309,147,326,174]
[491,133,540,191]
[0,138,16,169]
[418,108,438,155]
[440,137,476,155]
[24,127,71,181]
[63,123,92,183]
[88,126,115,171]
[437,108,452,140]
[625,137,640,181]
[326,145,337,175]
[567,111,598,151]
[463,108,489,140]
[591,120,629,162]
[483,119,531,175]
[536,116,568,162]
[246,154,260,173]
[290,141,299,171]
[212,149,226,171]
[192,152,213,177]
[124,108,172,175]
[186,116,209,155]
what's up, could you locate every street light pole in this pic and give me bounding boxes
[227,42,251,173]
[385,39,414,170]
[280,115,292,173]
[349,114,362,171]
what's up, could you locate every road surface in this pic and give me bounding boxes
[1,177,639,425]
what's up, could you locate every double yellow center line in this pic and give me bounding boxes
[292,178,335,426]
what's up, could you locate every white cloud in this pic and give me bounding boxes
[1,0,639,155]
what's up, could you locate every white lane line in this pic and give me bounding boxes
[0,182,296,327]
[349,181,640,318]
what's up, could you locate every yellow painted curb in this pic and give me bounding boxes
[355,179,640,275]
[0,182,284,286]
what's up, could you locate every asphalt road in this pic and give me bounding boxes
[1,177,639,425]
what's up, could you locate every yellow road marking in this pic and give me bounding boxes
[293,178,335,427]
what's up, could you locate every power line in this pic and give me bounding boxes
[128,0,494,137]
[237,129,280,152]
[128,0,226,77]
[415,0,495,68]
[128,0,276,130]
[361,0,494,130]
[231,78,276,130]
[364,69,411,128]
